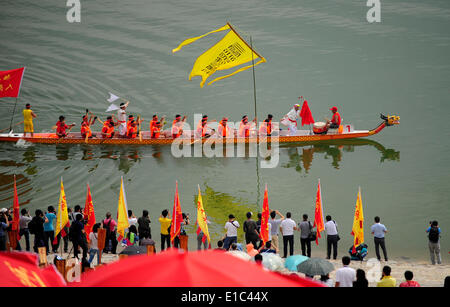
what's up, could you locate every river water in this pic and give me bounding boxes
[0,0,449,260]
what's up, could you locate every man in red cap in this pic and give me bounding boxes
[327,106,341,130]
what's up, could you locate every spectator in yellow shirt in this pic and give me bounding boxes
[159,209,172,251]
[377,266,396,287]
[23,104,37,137]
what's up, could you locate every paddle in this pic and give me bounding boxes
[138,115,143,142]
[0,121,24,133]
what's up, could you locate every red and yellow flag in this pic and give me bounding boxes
[196,185,211,248]
[117,177,129,241]
[351,187,364,252]
[0,67,25,98]
[83,183,96,242]
[170,181,183,243]
[313,179,325,245]
[259,184,270,245]
[53,178,69,244]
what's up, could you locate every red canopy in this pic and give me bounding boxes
[0,252,66,287]
[300,100,315,126]
[76,249,323,287]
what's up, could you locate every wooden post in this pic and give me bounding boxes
[146,245,155,255]
[38,247,48,267]
[179,235,188,252]
[97,228,106,264]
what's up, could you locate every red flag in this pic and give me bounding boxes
[299,100,315,126]
[12,175,20,231]
[0,68,25,98]
[312,179,325,245]
[170,181,183,243]
[83,183,96,242]
[259,184,270,245]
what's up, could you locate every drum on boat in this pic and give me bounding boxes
[313,122,327,134]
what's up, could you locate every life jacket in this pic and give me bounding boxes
[102,121,114,138]
[239,121,250,137]
[127,124,137,139]
[218,121,228,137]
[81,122,92,137]
[150,119,158,131]
[151,125,161,139]
[197,121,208,137]
[259,122,269,136]
[331,112,341,126]
[56,121,68,135]
[127,118,134,130]
[172,120,183,138]
[267,120,272,135]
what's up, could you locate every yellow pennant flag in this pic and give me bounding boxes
[54,178,69,242]
[196,185,211,246]
[351,187,364,250]
[173,23,266,87]
[116,176,129,241]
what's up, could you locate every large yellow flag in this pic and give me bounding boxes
[173,23,266,87]
[351,187,364,250]
[196,185,211,246]
[117,177,129,241]
[54,178,69,244]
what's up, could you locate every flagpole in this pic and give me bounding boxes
[9,98,18,132]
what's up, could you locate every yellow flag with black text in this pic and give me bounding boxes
[351,187,364,251]
[173,23,266,87]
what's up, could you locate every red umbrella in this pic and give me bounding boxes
[0,252,66,287]
[300,100,315,126]
[76,249,323,287]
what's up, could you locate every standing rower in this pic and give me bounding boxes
[55,116,75,138]
[282,104,300,136]
[117,101,129,138]
[23,104,37,137]
[171,115,186,139]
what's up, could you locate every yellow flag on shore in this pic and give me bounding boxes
[117,177,129,241]
[53,178,69,244]
[351,187,364,251]
[172,23,266,87]
[196,185,211,247]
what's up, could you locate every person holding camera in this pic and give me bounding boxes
[427,220,441,265]
[0,210,10,251]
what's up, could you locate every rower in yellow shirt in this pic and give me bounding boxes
[23,104,37,137]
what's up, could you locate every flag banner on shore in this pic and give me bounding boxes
[53,178,69,244]
[117,177,129,241]
[83,183,96,242]
[259,184,270,245]
[0,67,25,98]
[172,23,266,88]
[351,187,364,252]
[196,185,211,247]
[300,100,315,126]
[313,179,325,245]
[12,175,20,232]
[170,181,183,243]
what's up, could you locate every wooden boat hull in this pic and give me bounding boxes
[0,120,396,146]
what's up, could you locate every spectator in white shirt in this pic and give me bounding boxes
[280,212,297,258]
[268,210,284,253]
[223,214,240,250]
[324,215,339,260]
[335,256,356,287]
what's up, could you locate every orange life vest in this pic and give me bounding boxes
[150,119,157,132]
[81,122,92,138]
[218,121,228,137]
[102,121,114,138]
[239,121,250,137]
[151,125,161,139]
[127,125,137,139]
[172,120,183,138]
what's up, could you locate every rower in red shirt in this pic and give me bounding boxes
[150,115,165,132]
[56,116,75,138]
[327,106,341,130]
[217,117,231,138]
[127,120,138,139]
[171,114,186,139]
[101,116,116,138]
[239,115,256,138]
[81,112,97,139]
[151,121,162,139]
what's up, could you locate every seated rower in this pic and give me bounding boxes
[101,116,116,138]
[259,114,273,137]
[150,115,165,132]
[81,113,97,139]
[326,106,341,130]
[56,116,75,138]
[171,114,187,139]
[127,120,138,139]
[127,115,135,132]
[238,115,256,138]
[217,117,232,138]
[195,117,215,138]
[151,121,162,139]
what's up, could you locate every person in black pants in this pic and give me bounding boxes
[324,215,339,260]
[72,214,88,260]
[32,210,48,253]
[280,212,297,258]
[298,214,312,258]
[243,212,259,249]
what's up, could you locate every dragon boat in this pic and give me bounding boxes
[0,114,399,146]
